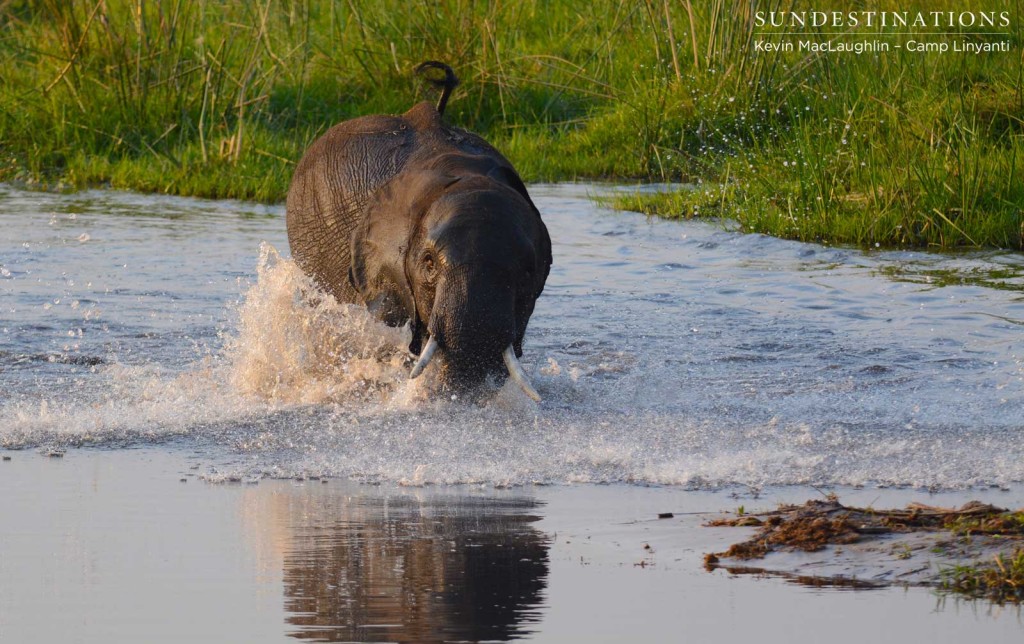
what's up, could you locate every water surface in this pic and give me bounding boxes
[3,450,1023,643]
[2,183,1021,488]
[2,183,1024,641]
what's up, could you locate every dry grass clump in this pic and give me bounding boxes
[704,498,1024,604]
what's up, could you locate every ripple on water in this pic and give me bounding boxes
[0,184,1022,488]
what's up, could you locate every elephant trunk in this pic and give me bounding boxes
[436,266,514,368]
[415,265,526,392]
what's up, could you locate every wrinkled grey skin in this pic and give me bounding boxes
[286,101,552,391]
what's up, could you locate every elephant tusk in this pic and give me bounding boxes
[410,337,439,379]
[502,345,542,402]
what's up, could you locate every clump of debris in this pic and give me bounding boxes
[703,497,1024,604]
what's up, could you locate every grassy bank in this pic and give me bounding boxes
[1,1,1021,249]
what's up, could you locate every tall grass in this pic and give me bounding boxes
[0,0,1021,249]
[598,1,1024,249]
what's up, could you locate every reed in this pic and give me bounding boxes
[1,0,1020,249]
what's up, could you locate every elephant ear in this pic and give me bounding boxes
[487,164,552,304]
[349,171,459,332]
[487,164,532,207]
[486,164,551,288]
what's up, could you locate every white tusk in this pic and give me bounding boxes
[502,345,541,402]
[410,337,439,379]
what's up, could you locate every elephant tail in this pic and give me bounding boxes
[415,61,460,116]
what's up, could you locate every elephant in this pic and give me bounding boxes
[286,62,552,400]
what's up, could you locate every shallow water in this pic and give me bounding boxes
[3,449,1023,643]
[3,184,1024,641]
[2,183,1021,488]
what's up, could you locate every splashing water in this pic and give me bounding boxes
[0,237,447,449]
[226,243,413,405]
[1,184,1022,488]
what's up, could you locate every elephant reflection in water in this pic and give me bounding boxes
[243,488,549,642]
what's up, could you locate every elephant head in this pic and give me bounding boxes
[349,155,552,399]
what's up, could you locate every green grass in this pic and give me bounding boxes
[938,510,1024,604]
[1,0,1022,249]
[941,548,1024,604]
[945,510,1024,537]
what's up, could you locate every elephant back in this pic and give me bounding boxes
[286,101,531,305]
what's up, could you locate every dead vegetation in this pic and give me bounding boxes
[703,497,1024,604]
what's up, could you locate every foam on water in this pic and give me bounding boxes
[226,243,413,404]
[1,184,1022,489]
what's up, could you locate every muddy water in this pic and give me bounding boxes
[1,184,1023,641]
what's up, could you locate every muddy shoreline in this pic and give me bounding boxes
[706,498,1024,602]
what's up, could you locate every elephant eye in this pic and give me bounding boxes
[422,253,437,279]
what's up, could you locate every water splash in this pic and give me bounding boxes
[2,245,392,446]
[0,240,539,456]
[2,185,1023,490]
[226,243,413,405]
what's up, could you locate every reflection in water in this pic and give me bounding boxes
[709,565,887,591]
[254,488,549,643]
